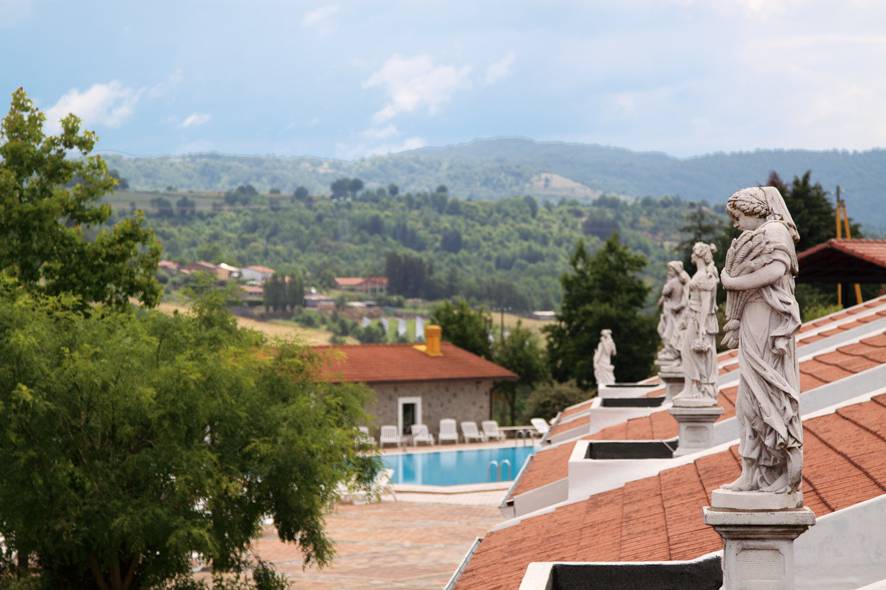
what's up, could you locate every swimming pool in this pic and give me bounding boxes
[382,445,536,486]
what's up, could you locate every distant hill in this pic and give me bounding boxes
[104,138,886,229]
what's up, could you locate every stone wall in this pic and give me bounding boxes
[366,379,493,436]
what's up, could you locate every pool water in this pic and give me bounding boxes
[382,445,536,486]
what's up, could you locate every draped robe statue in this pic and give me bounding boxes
[719,186,803,494]
[593,329,616,386]
[657,261,690,367]
[673,244,720,404]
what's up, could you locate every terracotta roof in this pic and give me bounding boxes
[455,395,886,590]
[509,330,886,498]
[314,342,517,384]
[798,239,886,283]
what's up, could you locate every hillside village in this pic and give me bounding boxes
[4,3,886,590]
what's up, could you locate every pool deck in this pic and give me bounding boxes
[251,499,502,589]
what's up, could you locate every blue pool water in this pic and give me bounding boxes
[382,445,536,486]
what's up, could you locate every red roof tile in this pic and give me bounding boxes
[314,342,516,384]
[510,330,886,499]
[456,397,886,590]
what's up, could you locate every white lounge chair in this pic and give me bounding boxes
[379,425,402,448]
[411,424,435,446]
[482,420,506,441]
[530,418,550,437]
[460,421,487,443]
[439,419,459,444]
[357,426,376,446]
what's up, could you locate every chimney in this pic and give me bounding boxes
[415,324,443,356]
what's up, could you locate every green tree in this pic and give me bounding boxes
[493,321,548,425]
[768,171,861,252]
[545,235,657,389]
[0,88,161,308]
[0,282,379,589]
[293,186,309,200]
[521,381,586,422]
[678,203,724,271]
[430,299,492,359]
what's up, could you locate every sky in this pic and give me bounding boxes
[2,0,886,159]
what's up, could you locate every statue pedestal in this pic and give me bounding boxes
[704,492,815,590]
[668,403,723,457]
[657,366,684,400]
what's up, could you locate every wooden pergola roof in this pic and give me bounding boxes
[798,239,886,283]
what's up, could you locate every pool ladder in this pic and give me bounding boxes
[488,459,511,481]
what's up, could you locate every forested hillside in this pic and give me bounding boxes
[108,189,705,311]
[104,138,886,230]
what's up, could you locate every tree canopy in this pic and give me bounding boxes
[493,321,548,424]
[430,299,493,359]
[0,88,160,308]
[545,235,658,389]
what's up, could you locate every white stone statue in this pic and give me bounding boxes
[719,186,803,494]
[593,329,616,386]
[656,260,690,367]
[673,243,720,405]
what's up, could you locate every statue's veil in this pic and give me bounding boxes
[762,186,800,243]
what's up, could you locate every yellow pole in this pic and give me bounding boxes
[835,189,842,307]
[841,200,864,305]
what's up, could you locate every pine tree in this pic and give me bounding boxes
[544,235,657,389]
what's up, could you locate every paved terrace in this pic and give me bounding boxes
[251,501,501,589]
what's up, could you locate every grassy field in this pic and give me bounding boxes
[156,302,335,345]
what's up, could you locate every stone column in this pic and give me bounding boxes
[657,364,685,400]
[704,491,815,590]
[668,403,723,457]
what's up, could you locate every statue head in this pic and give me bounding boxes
[726,186,800,242]
[666,260,688,282]
[601,329,612,340]
[691,242,719,278]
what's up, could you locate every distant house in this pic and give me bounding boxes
[305,293,335,309]
[241,265,275,284]
[240,284,264,304]
[314,325,516,437]
[217,262,241,281]
[158,260,180,273]
[334,276,388,295]
[531,310,556,320]
[181,261,219,276]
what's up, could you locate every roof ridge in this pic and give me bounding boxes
[657,471,673,561]
[836,405,886,444]
[801,474,834,512]
[805,418,886,494]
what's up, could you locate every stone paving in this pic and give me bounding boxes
[251,499,503,589]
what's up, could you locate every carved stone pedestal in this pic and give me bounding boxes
[657,366,684,400]
[704,492,815,590]
[668,403,723,457]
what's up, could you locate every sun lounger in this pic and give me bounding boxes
[411,424,435,446]
[482,420,507,441]
[460,421,487,443]
[530,417,550,437]
[439,419,459,444]
[379,425,402,448]
[357,425,376,446]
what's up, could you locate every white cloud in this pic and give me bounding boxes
[364,54,472,124]
[181,112,211,128]
[484,51,516,85]
[301,4,340,32]
[45,81,141,133]
[361,123,399,140]
[335,136,427,159]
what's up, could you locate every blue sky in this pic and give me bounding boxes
[3,0,885,158]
